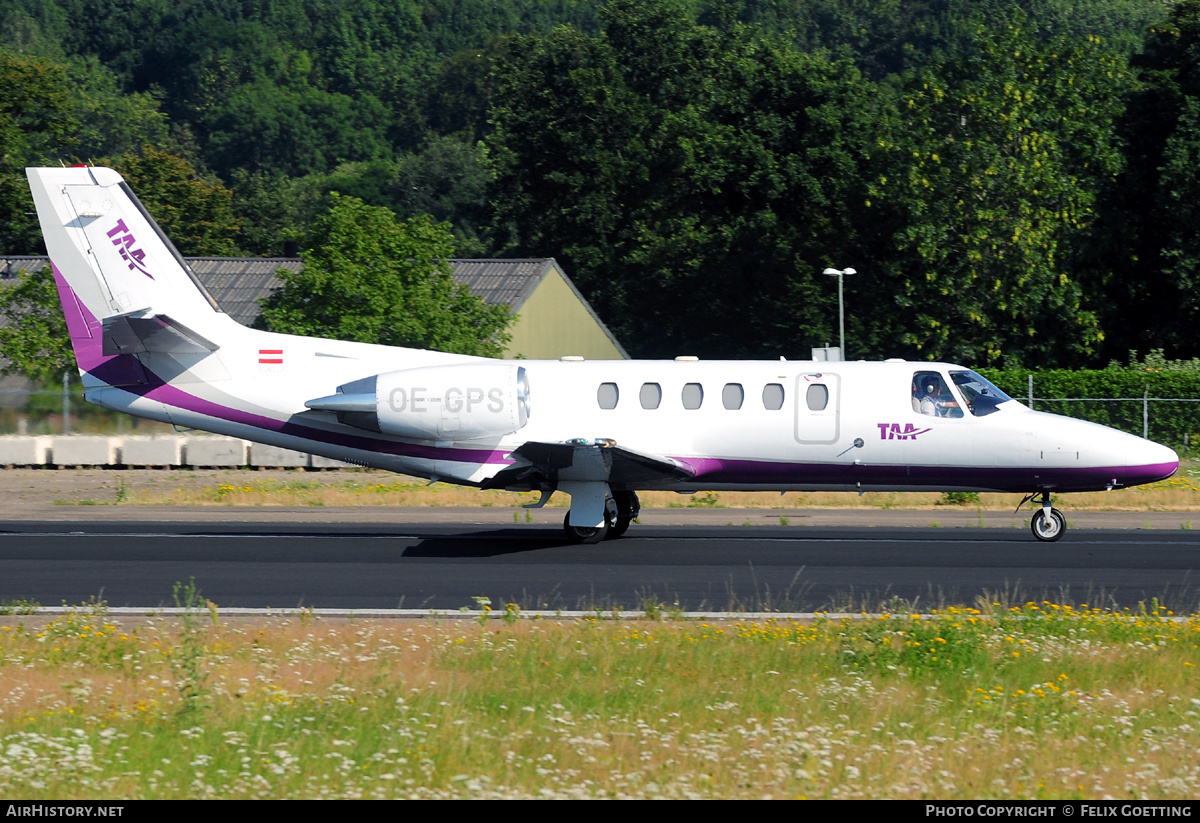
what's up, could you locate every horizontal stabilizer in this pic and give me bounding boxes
[101,310,219,356]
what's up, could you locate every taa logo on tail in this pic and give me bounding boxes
[106,219,153,280]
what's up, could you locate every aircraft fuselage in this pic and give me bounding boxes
[28,164,1178,543]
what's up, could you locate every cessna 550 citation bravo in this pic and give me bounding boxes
[27,166,1179,543]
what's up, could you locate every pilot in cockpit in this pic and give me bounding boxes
[918,375,961,418]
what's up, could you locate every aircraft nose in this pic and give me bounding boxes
[1125,438,1179,486]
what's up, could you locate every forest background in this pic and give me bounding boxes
[2,0,1200,370]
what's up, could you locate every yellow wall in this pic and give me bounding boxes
[504,266,626,360]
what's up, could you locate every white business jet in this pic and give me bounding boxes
[26,166,1179,543]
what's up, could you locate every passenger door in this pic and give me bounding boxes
[794,372,840,444]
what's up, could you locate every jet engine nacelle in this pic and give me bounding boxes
[307,363,530,442]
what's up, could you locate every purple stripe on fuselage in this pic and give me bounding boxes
[145,379,511,464]
[672,456,1177,492]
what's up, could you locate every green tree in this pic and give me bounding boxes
[229,169,318,257]
[1090,0,1200,361]
[488,0,885,358]
[0,265,72,383]
[1155,96,1200,346]
[231,137,495,259]
[65,55,169,160]
[200,73,395,180]
[0,45,75,253]
[871,15,1129,367]
[255,194,511,356]
[105,147,241,256]
[320,138,496,256]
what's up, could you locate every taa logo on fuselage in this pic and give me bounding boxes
[389,387,504,414]
[877,423,932,440]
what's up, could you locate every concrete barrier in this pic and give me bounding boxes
[309,453,356,469]
[0,436,50,466]
[120,436,185,467]
[0,435,365,469]
[184,437,248,467]
[51,436,119,466]
[249,443,308,468]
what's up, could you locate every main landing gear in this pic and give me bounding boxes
[609,490,640,538]
[1028,491,1066,542]
[563,490,640,544]
[563,513,605,544]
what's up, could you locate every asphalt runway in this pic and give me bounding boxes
[2,520,1199,612]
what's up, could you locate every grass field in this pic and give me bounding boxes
[53,458,1200,512]
[9,464,1199,798]
[1,599,1198,799]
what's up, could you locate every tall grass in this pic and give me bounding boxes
[1,601,1198,798]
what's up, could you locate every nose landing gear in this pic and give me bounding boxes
[1027,491,1065,542]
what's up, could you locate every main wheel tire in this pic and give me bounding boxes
[564,512,609,544]
[608,517,633,539]
[605,491,640,540]
[1031,507,1066,542]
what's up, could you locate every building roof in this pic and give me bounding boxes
[446,259,555,309]
[184,258,301,325]
[0,257,49,280]
[3,256,559,323]
[0,256,627,357]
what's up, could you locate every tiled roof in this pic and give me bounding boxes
[1,256,559,328]
[448,259,550,308]
[185,258,301,325]
[0,257,50,280]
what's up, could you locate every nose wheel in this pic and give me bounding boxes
[1029,493,1066,542]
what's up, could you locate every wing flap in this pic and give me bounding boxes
[483,440,696,490]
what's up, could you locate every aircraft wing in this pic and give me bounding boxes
[482,440,696,490]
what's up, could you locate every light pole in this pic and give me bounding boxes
[822,267,856,359]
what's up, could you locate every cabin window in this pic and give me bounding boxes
[597,382,619,409]
[806,383,829,411]
[639,382,662,410]
[682,383,704,409]
[722,383,744,410]
[762,383,784,410]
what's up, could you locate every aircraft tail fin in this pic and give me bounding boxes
[26,166,229,374]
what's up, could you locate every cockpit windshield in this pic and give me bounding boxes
[950,371,1012,417]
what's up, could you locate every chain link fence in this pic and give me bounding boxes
[0,380,169,436]
[1021,375,1200,452]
